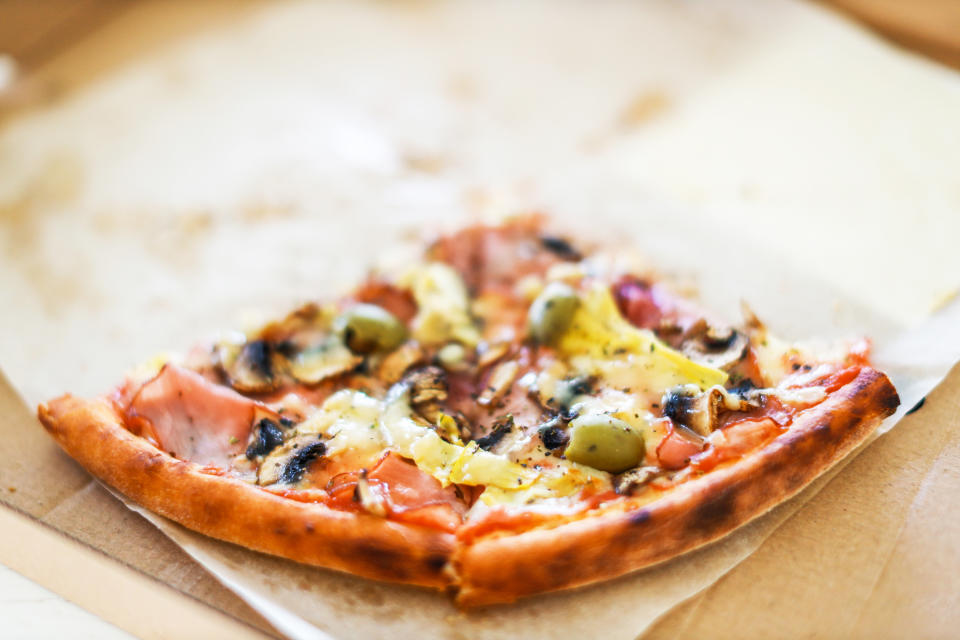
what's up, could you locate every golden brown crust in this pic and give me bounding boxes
[453,367,899,607]
[38,367,898,606]
[37,395,455,589]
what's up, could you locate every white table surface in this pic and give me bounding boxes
[0,565,130,639]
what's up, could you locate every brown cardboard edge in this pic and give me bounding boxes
[0,364,283,640]
[0,500,278,640]
[642,361,960,638]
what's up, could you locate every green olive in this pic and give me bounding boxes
[336,304,407,354]
[527,282,580,344]
[564,414,645,473]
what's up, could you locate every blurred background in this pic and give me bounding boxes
[2,0,959,405]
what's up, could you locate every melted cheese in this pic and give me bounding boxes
[559,285,728,389]
[300,386,538,491]
[402,262,480,347]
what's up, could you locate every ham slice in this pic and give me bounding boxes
[326,452,468,532]
[126,364,265,467]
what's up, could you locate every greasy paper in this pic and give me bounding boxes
[2,0,960,638]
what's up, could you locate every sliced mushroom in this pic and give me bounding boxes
[257,434,327,485]
[288,337,362,384]
[215,339,288,393]
[404,366,448,424]
[245,418,286,460]
[613,466,661,495]
[257,303,333,346]
[681,321,749,371]
[377,341,426,384]
[662,384,754,436]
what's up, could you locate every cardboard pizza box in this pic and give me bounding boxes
[0,370,279,639]
[1,1,959,637]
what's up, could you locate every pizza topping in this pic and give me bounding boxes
[690,417,783,473]
[326,452,468,532]
[352,469,388,517]
[656,423,706,470]
[613,466,660,495]
[426,214,563,294]
[351,280,418,324]
[215,338,287,393]
[127,364,265,467]
[114,218,887,534]
[258,434,328,485]
[335,303,408,355]
[537,417,569,450]
[477,360,521,407]
[557,284,729,392]
[245,418,285,459]
[279,440,327,484]
[539,234,582,261]
[474,414,514,451]
[405,365,449,425]
[377,341,426,384]
[287,337,362,384]
[527,281,580,345]
[681,323,750,371]
[563,414,645,473]
[661,384,754,436]
[402,262,480,347]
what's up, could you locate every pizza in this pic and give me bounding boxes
[38,215,899,607]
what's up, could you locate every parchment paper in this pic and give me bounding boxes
[2,1,960,638]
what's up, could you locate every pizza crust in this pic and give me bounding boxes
[452,366,899,606]
[38,367,898,606]
[37,396,456,589]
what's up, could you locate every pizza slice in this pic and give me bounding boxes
[38,216,899,606]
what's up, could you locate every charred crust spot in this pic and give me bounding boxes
[352,543,410,580]
[691,485,736,533]
[881,386,902,414]
[811,421,834,442]
[539,235,582,260]
[305,521,315,533]
[546,552,579,580]
[246,419,285,459]
[786,471,807,491]
[279,441,327,484]
[426,554,448,572]
[627,508,651,527]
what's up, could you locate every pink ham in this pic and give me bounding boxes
[126,364,267,467]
